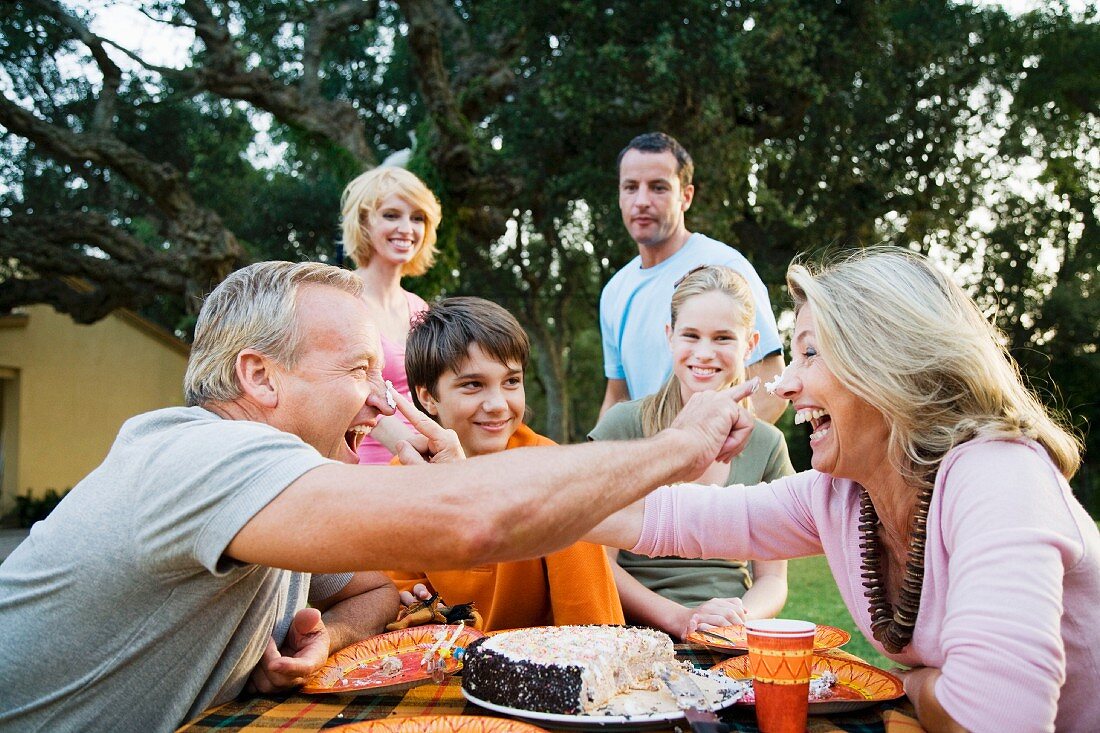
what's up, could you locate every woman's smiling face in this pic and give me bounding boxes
[367,194,426,267]
[776,305,891,482]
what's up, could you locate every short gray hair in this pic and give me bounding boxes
[184,261,363,406]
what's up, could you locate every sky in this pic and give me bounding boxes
[81,0,1093,71]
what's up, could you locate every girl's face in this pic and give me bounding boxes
[667,290,759,402]
[366,194,426,267]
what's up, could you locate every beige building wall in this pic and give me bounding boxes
[0,306,189,511]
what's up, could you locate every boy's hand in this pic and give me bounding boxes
[391,391,466,464]
[398,583,433,606]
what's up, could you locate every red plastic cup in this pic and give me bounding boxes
[745,619,815,733]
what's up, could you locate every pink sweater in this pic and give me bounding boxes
[634,438,1100,732]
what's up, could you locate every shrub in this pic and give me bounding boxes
[12,488,70,528]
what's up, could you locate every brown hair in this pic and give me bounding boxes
[617,131,694,190]
[405,297,530,416]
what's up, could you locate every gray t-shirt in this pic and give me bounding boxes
[0,407,342,731]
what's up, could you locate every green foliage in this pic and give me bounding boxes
[11,488,69,528]
[968,4,1100,513]
[785,555,892,670]
[2,0,1097,496]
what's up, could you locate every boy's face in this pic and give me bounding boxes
[416,343,525,457]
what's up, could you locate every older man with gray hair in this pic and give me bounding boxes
[0,261,756,732]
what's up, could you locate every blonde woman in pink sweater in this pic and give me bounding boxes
[590,248,1099,733]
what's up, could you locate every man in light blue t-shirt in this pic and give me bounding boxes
[599,132,788,423]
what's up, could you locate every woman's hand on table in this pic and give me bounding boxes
[247,607,330,694]
[391,391,465,464]
[681,597,748,640]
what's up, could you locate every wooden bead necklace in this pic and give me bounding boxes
[858,485,933,654]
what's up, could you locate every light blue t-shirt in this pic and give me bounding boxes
[599,233,782,399]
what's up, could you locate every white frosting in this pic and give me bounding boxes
[809,670,838,699]
[764,364,788,395]
[483,626,675,711]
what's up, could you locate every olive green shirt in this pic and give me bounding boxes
[588,399,795,606]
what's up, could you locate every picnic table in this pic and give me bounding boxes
[178,643,922,732]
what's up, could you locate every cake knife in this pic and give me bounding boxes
[695,629,739,646]
[656,666,730,733]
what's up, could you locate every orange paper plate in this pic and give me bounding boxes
[302,625,485,695]
[686,623,850,654]
[712,650,904,713]
[331,716,548,732]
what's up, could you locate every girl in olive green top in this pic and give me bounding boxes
[589,265,794,640]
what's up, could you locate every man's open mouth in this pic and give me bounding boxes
[345,424,372,452]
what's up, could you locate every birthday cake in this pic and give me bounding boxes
[461,625,677,714]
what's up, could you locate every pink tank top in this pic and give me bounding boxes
[356,290,429,464]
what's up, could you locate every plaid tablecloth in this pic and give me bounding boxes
[178,645,924,732]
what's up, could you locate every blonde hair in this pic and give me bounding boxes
[787,247,1081,487]
[340,167,442,275]
[640,266,756,436]
[184,261,363,406]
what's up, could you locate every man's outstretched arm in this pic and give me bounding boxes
[227,381,759,575]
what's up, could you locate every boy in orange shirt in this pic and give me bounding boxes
[387,297,624,631]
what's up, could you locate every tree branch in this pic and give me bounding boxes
[101,38,197,82]
[30,0,122,133]
[0,212,193,322]
[396,0,524,245]
[399,0,476,175]
[181,0,378,164]
[134,4,196,30]
[0,92,246,301]
[301,0,380,98]
[2,93,194,218]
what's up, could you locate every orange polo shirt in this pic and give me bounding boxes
[386,424,625,631]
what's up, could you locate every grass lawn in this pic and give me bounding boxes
[782,555,892,669]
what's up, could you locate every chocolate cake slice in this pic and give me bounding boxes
[461,625,676,714]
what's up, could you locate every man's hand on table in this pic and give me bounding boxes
[247,608,330,694]
[390,391,466,464]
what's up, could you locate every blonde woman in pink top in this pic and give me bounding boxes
[341,167,441,463]
[590,248,1099,732]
